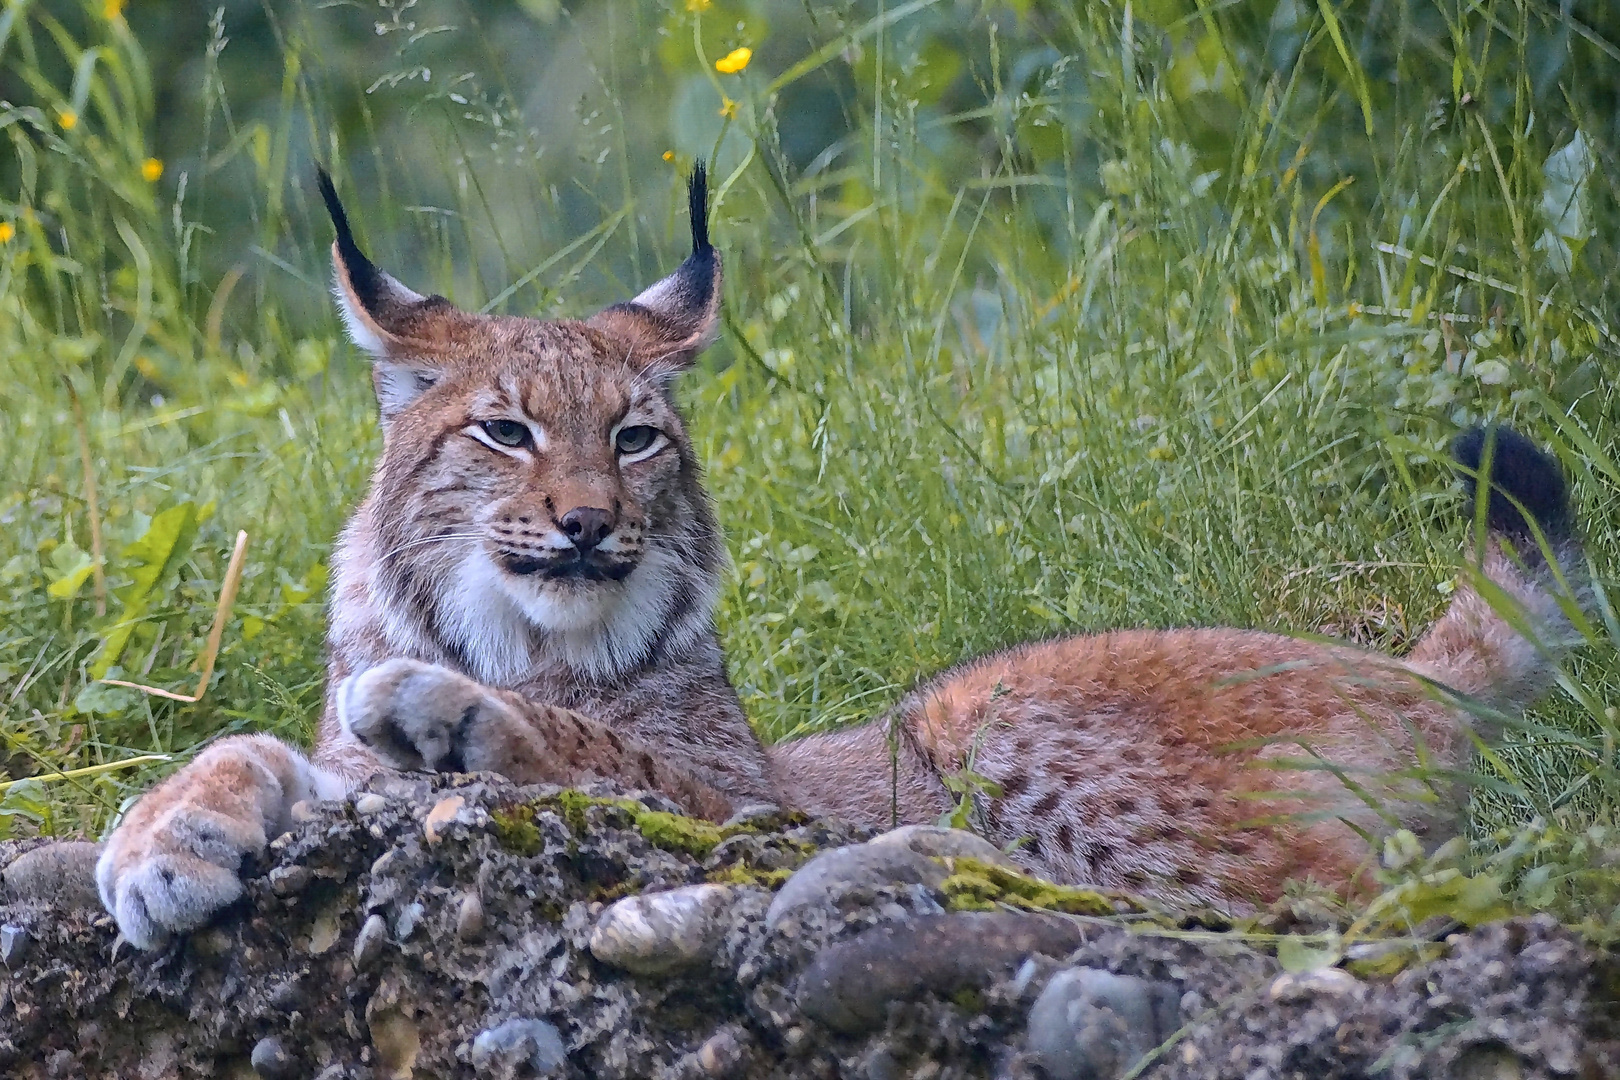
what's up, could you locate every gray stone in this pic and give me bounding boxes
[354,793,389,815]
[1026,966,1181,1080]
[1267,967,1366,1004]
[1,924,30,966]
[1,841,103,909]
[694,1025,753,1078]
[456,891,485,941]
[470,1016,566,1078]
[353,913,388,970]
[267,864,312,897]
[249,1035,296,1079]
[588,884,735,975]
[720,803,784,829]
[797,911,1087,1033]
[396,901,426,939]
[766,842,947,929]
[866,824,1021,870]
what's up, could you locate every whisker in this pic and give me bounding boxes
[380,533,484,561]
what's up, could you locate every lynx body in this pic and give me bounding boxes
[98,170,1583,947]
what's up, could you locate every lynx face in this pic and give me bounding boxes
[321,169,725,683]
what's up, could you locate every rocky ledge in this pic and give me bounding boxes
[1,774,1616,1080]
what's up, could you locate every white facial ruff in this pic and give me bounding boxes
[437,546,714,684]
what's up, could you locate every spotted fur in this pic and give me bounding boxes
[98,170,1582,948]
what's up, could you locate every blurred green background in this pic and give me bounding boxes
[1,0,1618,926]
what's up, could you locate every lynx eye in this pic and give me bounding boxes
[615,425,659,456]
[482,419,530,448]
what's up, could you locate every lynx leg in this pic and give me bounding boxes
[340,658,734,820]
[97,733,349,949]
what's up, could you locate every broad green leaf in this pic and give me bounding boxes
[93,501,203,677]
[1277,935,1341,972]
[1535,132,1593,275]
[73,680,139,717]
[116,501,201,605]
[45,542,94,599]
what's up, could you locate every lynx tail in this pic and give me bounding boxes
[1406,425,1581,709]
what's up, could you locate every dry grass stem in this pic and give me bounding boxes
[101,530,251,703]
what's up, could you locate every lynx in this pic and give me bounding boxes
[99,167,1583,948]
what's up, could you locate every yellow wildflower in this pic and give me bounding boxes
[58,110,78,131]
[662,150,675,162]
[718,96,737,120]
[134,355,159,379]
[715,47,752,74]
[685,0,710,10]
[104,0,126,18]
[0,223,13,243]
[141,158,164,182]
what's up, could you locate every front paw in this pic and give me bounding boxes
[339,659,499,773]
[98,790,267,950]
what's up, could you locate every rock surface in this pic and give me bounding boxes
[0,774,1615,1079]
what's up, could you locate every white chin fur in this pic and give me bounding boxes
[438,548,703,684]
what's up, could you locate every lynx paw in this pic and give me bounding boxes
[97,798,267,950]
[339,658,508,773]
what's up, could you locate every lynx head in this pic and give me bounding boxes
[318,167,724,684]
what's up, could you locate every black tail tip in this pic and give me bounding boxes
[1452,425,1573,543]
[687,163,711,255]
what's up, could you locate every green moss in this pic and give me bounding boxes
[494,789,816,864]
[630,809,730,857]
[950,987,985,1013]
[941,857,1143,917]
[705,863,794,889]
[555,789,601,835]
[490,803,544,856]
[543,790,748,858]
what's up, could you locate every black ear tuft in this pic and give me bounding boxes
[316,168,385,312]
[1452,425,1573,543]
[688,162,711,256]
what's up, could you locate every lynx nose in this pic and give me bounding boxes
[559,506,615,551]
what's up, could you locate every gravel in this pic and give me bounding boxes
[0,773,1614,1079]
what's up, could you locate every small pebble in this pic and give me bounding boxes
[1267,967,1365,1004]
[423,794,466,844]
[396,901,426,940]
[1,924,30,966]
[370,1011,421,1077]
[457,892,486,941]
[250,1035,296,1079]
[720,803,783,829]
[695,1026,752,1078]
[289,800,318,823]
[355,793,389,815]
[470,1016,566,1077]
[268,865,312,898]
[354,913,388,970]
[307,911,342,956]
[589,884,735,975]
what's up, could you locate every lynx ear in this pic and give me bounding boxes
[316,169,460,418]
[589,165,721,379]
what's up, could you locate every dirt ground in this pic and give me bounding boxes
[2,774,1615,1079]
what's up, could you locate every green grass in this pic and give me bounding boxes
[1,0,1617,931]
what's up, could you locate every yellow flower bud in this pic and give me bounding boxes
[715,47,752,74]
